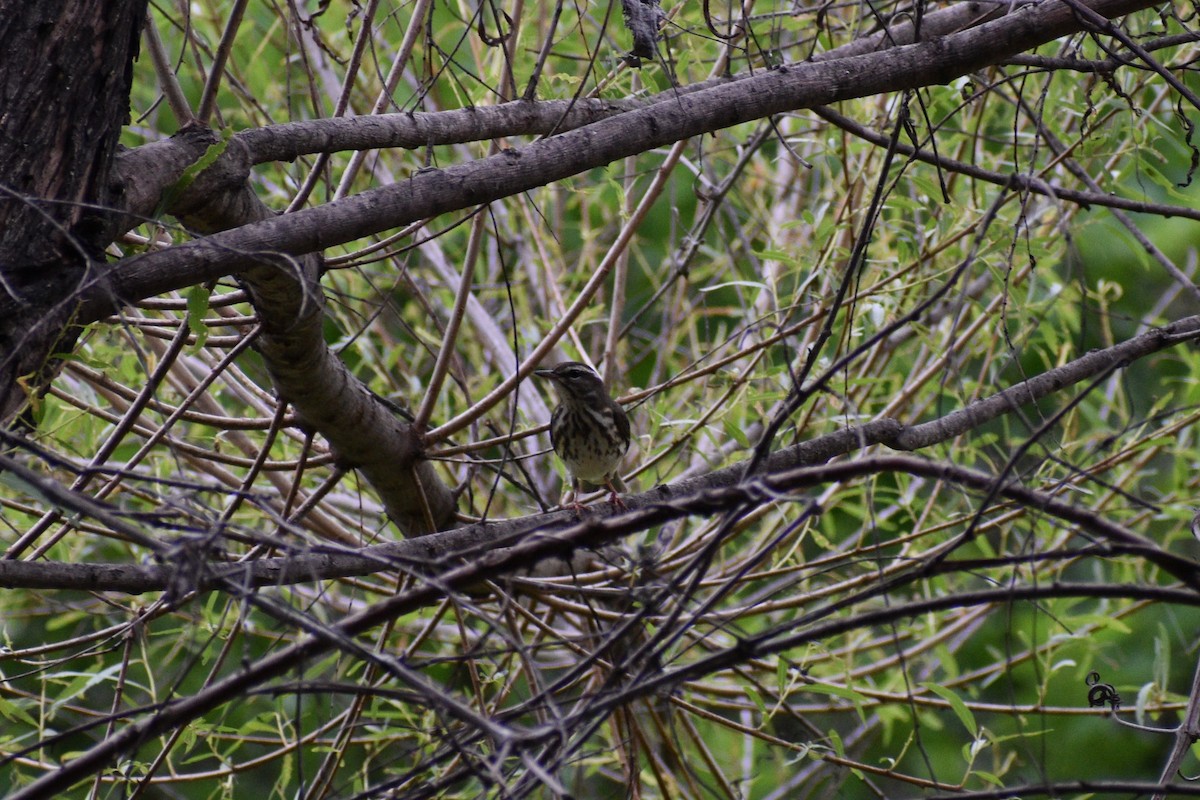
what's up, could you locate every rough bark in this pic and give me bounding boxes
[0,6,454,535]
[157,126,456,535]
[0,0,148,422]
[620,0,663,63]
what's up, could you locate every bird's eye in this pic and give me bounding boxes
[563,365,594,381]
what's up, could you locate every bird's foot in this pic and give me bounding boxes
[563,486,587,516]
[606,480,627,510]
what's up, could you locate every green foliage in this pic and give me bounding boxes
[7,0,1200,797]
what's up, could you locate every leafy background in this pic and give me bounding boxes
[5,0,1200,797]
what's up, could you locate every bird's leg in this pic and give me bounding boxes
[567,479,587,515]
[606,476,628,510]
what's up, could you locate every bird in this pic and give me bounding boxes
[534,361,631,508]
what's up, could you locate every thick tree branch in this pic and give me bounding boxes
[82,0,1162,322]
[156,125,454,534]
[47,0,1160,539]
[9,514,1197,798]
[114,1,1005,181]
[0,0,149,422]
[5,1,1196,794]
[8,312,1199,593]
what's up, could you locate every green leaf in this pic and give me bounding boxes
[751,248,800,265]
[827,727,846,758]
[1136,681,1157,728]
[806,681,868,723]
[921,681,977,736]
[746,685,768,716]
[186,284,211,349]
[724,417,750,448]
[155,127,234,217]
[0,695,38,727]
[1155,623,1171,690]
[973,770,1003,787]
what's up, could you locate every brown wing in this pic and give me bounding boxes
[611,398,631,451]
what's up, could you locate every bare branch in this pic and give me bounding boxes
[87,0,1164,321]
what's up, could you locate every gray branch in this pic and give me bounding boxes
[88,0,1163,320]
[119,125,454,535]
[7,313,1198,594]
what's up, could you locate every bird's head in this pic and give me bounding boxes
[534,361,607,407]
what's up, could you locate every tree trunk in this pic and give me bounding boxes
[0,0,148,423]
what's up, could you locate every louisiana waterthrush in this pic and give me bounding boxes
[535,361,631,506]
